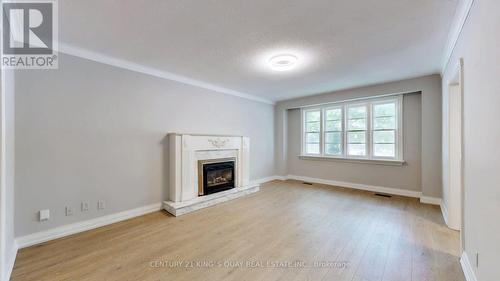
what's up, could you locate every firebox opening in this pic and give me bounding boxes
[199,160,235,196]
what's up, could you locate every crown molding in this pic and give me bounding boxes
[58,42,275,105]
[441,0,474,73]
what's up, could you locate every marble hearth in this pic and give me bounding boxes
[163,134,259,216]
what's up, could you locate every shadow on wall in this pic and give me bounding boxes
[161,134,170,202]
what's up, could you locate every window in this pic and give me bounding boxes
[304,110,321,154]
[347,104,367,157]
[372,101,397,158]
[324,107,343,156]
[302,96,403,161]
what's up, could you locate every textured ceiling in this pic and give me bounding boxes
[59,0,458,102]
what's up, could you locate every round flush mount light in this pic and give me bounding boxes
[268,54,298,71]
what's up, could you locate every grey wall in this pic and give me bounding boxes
[286,93,422,191]
[442,0,500,280]
[0,69,16,281]
[275,75,442,197]
[14,53,275,237]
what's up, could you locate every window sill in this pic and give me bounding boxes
[298,155,406,166]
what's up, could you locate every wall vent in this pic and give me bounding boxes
[374,193,392,198]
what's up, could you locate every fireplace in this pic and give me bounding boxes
[198,158,236,196]
[164,134,259,216]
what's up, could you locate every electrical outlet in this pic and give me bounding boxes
[65,206,74,216]
[97,200,105,210]
[81,202,89,212]
[39,209,50,221]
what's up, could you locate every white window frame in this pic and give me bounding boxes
[322,105,344,158]
[302,108,322,156]
[370,97,403,161]
[300,95,404,163]
[346,102,369,159]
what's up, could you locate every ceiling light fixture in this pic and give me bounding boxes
[268,54,298,71]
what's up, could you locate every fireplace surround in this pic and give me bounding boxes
[163,134,260,216]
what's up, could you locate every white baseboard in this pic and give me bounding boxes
[460,252,478,281]
[13,176,284,250]
[441,201,450,226]
[420,196,442,205]
[251,175,284,185]
[284,174,422,198]
[16,202,162,249]
[271,175,287,181]
[4,242,18,281]
[270,175,449,224]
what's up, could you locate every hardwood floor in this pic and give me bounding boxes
[11,180,465,281]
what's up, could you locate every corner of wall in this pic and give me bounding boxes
[3,242,17,281]
[460,252,479,281]
[274,106,288,176]
[1,68,17,281]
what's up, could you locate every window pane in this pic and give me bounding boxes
[372,101,398,159]
[348,106,366,118]
[306,121,320,132]
[373,130,395,144]
[325,132,342,144]
[306,133,320,143]
[348,144,366,156]
[374,144,395,157]
[373,116,395,130]
[325,120,342,131]
[326,108,342,120]
[373,103,396,117]
[306,111,320,122]
[347,106,367,130]
[348,132,366,144]
[348,118,366,130]
[325,144,342,155]
[306,143,320,154]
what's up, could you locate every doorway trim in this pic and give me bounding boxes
[444,58,465,252]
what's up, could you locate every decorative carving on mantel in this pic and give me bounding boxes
[207,137,229,148]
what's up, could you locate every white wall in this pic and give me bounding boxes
[275,75,442,197]
[442,0,500,280]
[14,53,275,237]
[4,70,15,281]
[0,68,16,281]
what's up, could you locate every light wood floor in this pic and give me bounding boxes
[12,180,465,281]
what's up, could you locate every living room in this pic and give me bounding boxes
[1,1,499,280]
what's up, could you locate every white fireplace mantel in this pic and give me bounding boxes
[163,133,259,216]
